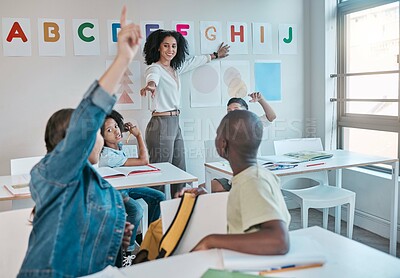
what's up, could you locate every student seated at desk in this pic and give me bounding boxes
[210,92,277,193]
[180,110,290,255]
[99,110,165,252]
[18,7,140,277]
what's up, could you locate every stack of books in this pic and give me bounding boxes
[284,150,333,162]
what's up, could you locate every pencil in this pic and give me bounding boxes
[259,263,324,275]
[126,133,132,143]
[306,162,326,167]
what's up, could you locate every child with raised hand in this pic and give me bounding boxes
[99,110,165,252]
[227,92,276,125]
[210,92,277,193]
[191,110,290,255]
[18,7,141,277]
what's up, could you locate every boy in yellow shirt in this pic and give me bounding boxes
[189,110,290,255]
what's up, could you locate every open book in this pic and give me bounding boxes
[284,150,333,162]
[4,183,30,196]
[221,235,326,272]
[96,164,160,179]
[258,156,301,165]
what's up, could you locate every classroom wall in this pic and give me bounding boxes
[0,0,306,179]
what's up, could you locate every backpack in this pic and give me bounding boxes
[133,192,198,264]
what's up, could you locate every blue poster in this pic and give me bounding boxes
[254,61,281,101]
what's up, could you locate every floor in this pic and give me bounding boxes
[288,208,400,258]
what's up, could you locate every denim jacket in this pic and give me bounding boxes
[18,82,126,278]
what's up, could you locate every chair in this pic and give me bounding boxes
[203,140,262,163]
[136,198,148,238]
[274,138,355,238]
[0,208,33,277]
[10,156,44,175]
[203,140,223,163]
[9,156,44,210]
[160,192,228,255]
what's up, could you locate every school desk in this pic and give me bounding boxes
[83,226,400,278]
[0,162,198,204]
[204,150,399,256]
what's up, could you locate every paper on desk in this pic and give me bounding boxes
[78,266,126,278]
[258,155,301,164]
[222,235,326,272]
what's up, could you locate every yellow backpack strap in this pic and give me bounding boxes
[157,193,198,258]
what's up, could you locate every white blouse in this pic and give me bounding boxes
[145,55,211,112]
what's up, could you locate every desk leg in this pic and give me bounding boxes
[390,161,398,256]
[164,184,171,200]
[205,168,212,194]
[335,169,343,234]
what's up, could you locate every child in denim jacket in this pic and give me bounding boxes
[18,7,141,277]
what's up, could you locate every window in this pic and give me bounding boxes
[336,0,399,171]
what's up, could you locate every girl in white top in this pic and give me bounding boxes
[140,29,229,196]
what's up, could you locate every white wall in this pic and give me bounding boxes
[0,0,306,180]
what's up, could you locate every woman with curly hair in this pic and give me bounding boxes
[140,29,229,196]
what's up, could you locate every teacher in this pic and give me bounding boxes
[140,29,229,196]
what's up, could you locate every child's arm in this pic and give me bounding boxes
[99,6,141,95]
[43,7,141,182]
[249,92,276,122]
[192,220,289,255]
[123,123,149,166]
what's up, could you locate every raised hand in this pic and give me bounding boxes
[248,92,263,103]
[99,6,142,95]
[117,6,142,63]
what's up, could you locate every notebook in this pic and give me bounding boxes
[221,235,326,272]
[283,151,333,162]
[96,164,160,179]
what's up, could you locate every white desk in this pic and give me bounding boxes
[0,162,198,202]
[205,150,399,256]
[106,162,198,191]
[115,226,400,278]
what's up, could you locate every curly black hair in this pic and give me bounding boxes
[143,29,188,70]
[100,110,125,139]
[227,98,249,110]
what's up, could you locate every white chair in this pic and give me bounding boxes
[160,192,228,255]
[203,140,223,163]
[9,156,44,210]
[203,140,262,163]
[0,208,33,277]
[11,156,44,175]
[274,138,355,238]
[136,198,148,239]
